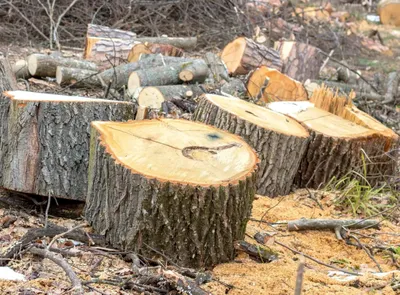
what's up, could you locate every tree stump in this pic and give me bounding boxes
[193,94,310,197]
[221,37,283,75]
[127,43,184,62]
[268,101,385,188]
[87,24,137,39]
[0,91,136,200]
[85,119,258,268]
[309,86,399,181]
[275,41,324,82]
[247,66,308,102]
[378,0,400,26]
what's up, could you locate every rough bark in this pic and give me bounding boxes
[0,91,136,200]
[87,24,137,39]
[13,60,31,79]
[84,37,140,68]
[221,37,283,75]
[220,78,247,98]
[135,85,205,109]
[85,119,257,268]
[179,60,209,83]
[132,36,197,50]
[28,54,98,78]
[56,67,99,87]
[193,95,310,197]
[128,43,184,62]
[275,41,324,82]
[204,52,229,84]
[0,57,17,186]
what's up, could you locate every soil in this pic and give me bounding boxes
[0,189,398,294]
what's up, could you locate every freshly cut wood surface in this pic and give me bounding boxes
[221,37,282,75]
[28,54,98,78]
[193,94,309,197]
[0,91,136,201]
[127,43,184,62]
[268,101,385,188]
[85,119,257,267]
[275,41,324,82]
[179,60,208,83]
[13,60,31,79]
[378,0,400,26]
[247,66,308,102]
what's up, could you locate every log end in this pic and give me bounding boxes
[27,54,38,76]
[127,72,141,95]
[179,70,194,82]
[91,119,259,186]
[136,86,165,109]
[221,37,247,75]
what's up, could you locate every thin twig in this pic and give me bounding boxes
[47,223,86,249]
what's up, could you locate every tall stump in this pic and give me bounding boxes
[268,101,385,188]
[85,119,258,268]
[193,94,310,197]
[0,91,136,200]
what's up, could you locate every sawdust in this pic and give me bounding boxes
[203,191,400,295]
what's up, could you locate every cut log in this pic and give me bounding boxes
[275,41,324,82]
[134,85,204,109]
[267,101,386,188]
[56,67,99,87]
[0,91,136,200]
[179,60,209,83]
[221,37,283,75]
[220,78,247,98]
[132,36,197,50]
[193,94,310,197]
[85,119,258,267]
[378,0,400,26]
[87,24,137,39]
[27,54,98,78]
[247,66,308,102]
[127,65,183,94]
[84,37,140,68]
[309,86,399,180]
[127,43,184,63]
[204,52,229,84]
[99,55,195,90]
[13,60,31,79]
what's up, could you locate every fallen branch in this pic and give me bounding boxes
[29,246,84,294]
[160,269,212,295]
[234,240,278,263]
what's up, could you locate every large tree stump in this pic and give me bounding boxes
[378,0,400,26]
[309,86,399,180]
[0,91,136,200]
[221,37,283,75]
[193,94,310,197]
[85,119,258,268]
[275,41,324,82]
[127,43,184,62]
[268,101,385,188]
[247,66,308,103]
[27,54,98,78]
[0,56,17,186]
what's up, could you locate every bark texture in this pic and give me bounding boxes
[131,37,197,50]
[221,37,283,75]
[28,54,98,78]
[220,78,247,97]
[0,93,136,200]
[0,57,17,186]
[295,131,385,188]
[85,128,256,268]
[56,67,99,87]
[276,41,324,82]
[204,52,229,84]
[193,96,310,197]
[179,60,209,83]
